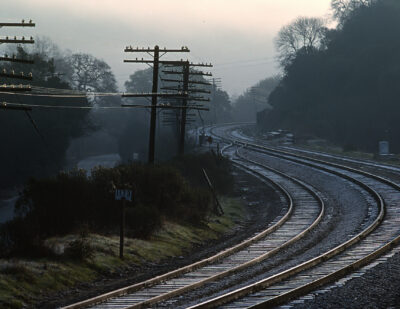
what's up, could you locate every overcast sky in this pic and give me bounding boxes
[1,0,333,97]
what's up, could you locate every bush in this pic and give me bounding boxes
[125,205,161,239]
[0,217,50,258]
[2,155,228,257]
[170,152,234,195]
[64,234,94,261]
[179,187,212,224]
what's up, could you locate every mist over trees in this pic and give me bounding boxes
[258,0,400,152]
[232,76,280,122]
[200,85,232,125]
[117,68,152,162]
[68,53,118,95]
[275,17,327,67]
[0,43,91,189]
[0,33,286,191]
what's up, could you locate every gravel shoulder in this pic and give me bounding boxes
[288,248,400,309]
[158,146,376,308]
[216,126,400,309]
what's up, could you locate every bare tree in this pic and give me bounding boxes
[331,0,376,24]
[275,17,326,67]
[68,53,117,93]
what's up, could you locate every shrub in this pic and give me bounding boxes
[170,152,234,194]
[125,205,161,239]
[64,233,94,261]
[2,154,227,257]
[0,217,50,258]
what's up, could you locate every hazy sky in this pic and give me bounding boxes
[1,0,333,97]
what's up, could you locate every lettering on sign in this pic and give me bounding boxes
[115,189,133,201]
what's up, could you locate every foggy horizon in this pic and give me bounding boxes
[1,0,333,97]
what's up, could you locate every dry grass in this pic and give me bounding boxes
[0,197,244,308]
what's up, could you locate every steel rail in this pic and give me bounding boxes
[186,125,389,308]
[62,142,325,309]
[102,146,323,309]
[230,125,400,174]
[61,149,294,309]
[234,135,400,309]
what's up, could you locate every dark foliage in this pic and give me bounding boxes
[0,46,91,189]
[259,0,400,152]
[233,76,280,122]
[64,229,94,261]
[0,153,234,257]
[170,152,234,195]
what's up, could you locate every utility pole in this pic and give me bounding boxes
[211,77,222,124]
[250,86,268,121]
[123,45,190,164]
[162,66,212,155]
[179,63,189,155]
[149,45,160,164]
[0,19,35,110]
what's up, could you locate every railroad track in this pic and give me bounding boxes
[61,123,395,309]
[62,133,327,309]
[183,124,400,308]
[227,123,400,179]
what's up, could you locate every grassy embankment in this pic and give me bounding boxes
[0,198,243,309]
[0,153,245,308]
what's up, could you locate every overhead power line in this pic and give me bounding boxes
[123,44,192,164]
[0,101,209,111]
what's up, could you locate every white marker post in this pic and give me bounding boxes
[115,189,132,259]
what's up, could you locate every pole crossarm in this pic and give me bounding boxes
[0,37,34,44]
[0,70,33,80]
[0,21,35,27]
[161,78,183,83]
[162,70,213,76]
[165,62,213,68]
[162,119,196,124]
[188,98,210,102]
[0,84,31,91]
[189,80,212,86]
[189,71,213,76]
[0,101,32,111]
[121,103,208,111]
[124,59,212,68]
[161,78,212,86]
[124,46,190,53]
[0,55,34,64]
[161,86,210,94]
[163,117,196,121]
[124,59,189,65]
[121,92,187,98]
[163,112,196,117]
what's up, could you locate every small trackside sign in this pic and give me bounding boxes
[115,189,132,201]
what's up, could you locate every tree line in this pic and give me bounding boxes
[0,39,237,190]
[259,0,400,152]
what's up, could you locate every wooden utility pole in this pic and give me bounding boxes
[0,19,35,110]
[149,46,160,164]
[179,63,189,155]
[119,198,126,259]
[123,46,190,164]
[211,78,222,124]
[162,67,212,155]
